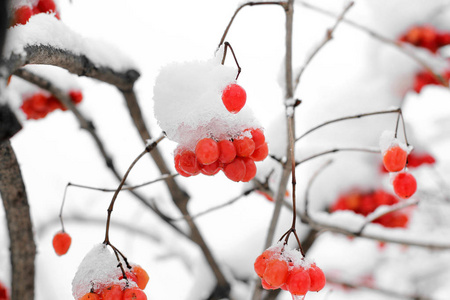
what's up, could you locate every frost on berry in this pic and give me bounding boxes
[72,244,138,299]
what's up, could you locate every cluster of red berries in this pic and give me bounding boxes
[20,90,83,120]
[174,127,269,182]
[382,143,417,199]
[254,244,326,297]
[330,189,410,228]
[78,265,149,300]
[381,150,435,172]
[412,69,450,93]
[10,0,60,27]
[0,282,8,300]
[398,25,450,54]
[52,230,72,256]
[221,83,246,113]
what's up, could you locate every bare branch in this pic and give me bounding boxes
[295,146,380,166]
[294,1,354,90]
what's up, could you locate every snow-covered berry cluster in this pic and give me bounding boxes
[330,189,410,228]
[10,0,60,27]
[380,131,417,199]
[20,90,83,120]
[254,243,326,298]
[153,51,269,182]
[398,24,450,54]
[72,244,148,300]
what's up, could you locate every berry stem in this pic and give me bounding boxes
[221,42,242,80]
[103,134,165,245]
[58,183,70,233]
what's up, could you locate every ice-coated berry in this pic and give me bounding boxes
[233,137,255,157]
[178,150,200,175]
[223,157,246,182]
[383,145,407,172]
[52,231,71,256]
[308,264,326,292]
[393,172,417,199]
[174,153,191,177]
[263,259,289,288]
[200,160,221,176]
[123,288,147,300]
[221,83,246,113]
[250,142,268,161]
[218,140,236,164]
[195,138,220,165]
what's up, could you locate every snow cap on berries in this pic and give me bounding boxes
[379,130,412,154]
[153,50,260,150]
[72,244,137,299]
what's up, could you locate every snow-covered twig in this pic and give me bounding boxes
[297,0,449,87]
[294,1,354,90]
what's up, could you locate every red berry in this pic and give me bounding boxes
[12,6,32,26]
[36,0,56,13]
[123,288,147,300]
[383,145,407,172]
[178,150,200,175]
[308,265,326,292]
[79,292,100,300]
[393,172,417,199]
[195,138,219,165]
[263,259,289,288]
[218,140,236,163]
[69,90,83,104]
[260,278,277,290]
[233,137,255,157]
[223,157,246,182]
[52,231,71,256]
[254,250,275,278]
[200,160,221,176]
[221,84,246,113]
[250,128,265,149]
[250,142,268,161]
[101,285,123,300]
[132,265,150,290]
[286,267,311,295]
[242,157,257,182]
[0,282,8,300]
[174,153,191,177]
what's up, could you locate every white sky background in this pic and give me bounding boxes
[2,0,450,299]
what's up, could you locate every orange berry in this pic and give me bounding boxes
[308,264,326,292]
[254,250,275,277]
[132,265,149,290]
[263,259,289,288]
[286,267,310,295]
[383,145,407,172]
[123,287,147,300]
[101,285,123,300]
[78,292,100,300]
[52,231,71,256]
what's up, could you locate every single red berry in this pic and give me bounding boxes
[250,128,265,149]
[221,84,246,113]
[383,145,408,172]
[123,288,147,300]
[132,265,150,290]
[52,231,71,256]
[241,157,257,182]
[286,267,311,295]
[223,157,246,182]
[12,6,32,26]
[36,0,56,13]
[174,153,191,177]
[195,138,220,165]
[200,160,221,176]
[101,285,123,300]
[218,140,236,164]
[78,292,100,300]
[393,172,417,199]
[263,259,289,288]
[254,250,275,278]
[178,150,200,175]
[69,90,83,104]
[233,137,255,157]
[250,142,268,161]
[308,264,326,292]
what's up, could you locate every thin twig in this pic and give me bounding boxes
[221,42,242,80]
[295,108,401,142]
[303,159,334,219]
[295,147,380,166]
[297,1,448,86]
[294,1,354,90]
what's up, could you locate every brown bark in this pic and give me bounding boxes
[0,140,36,300]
